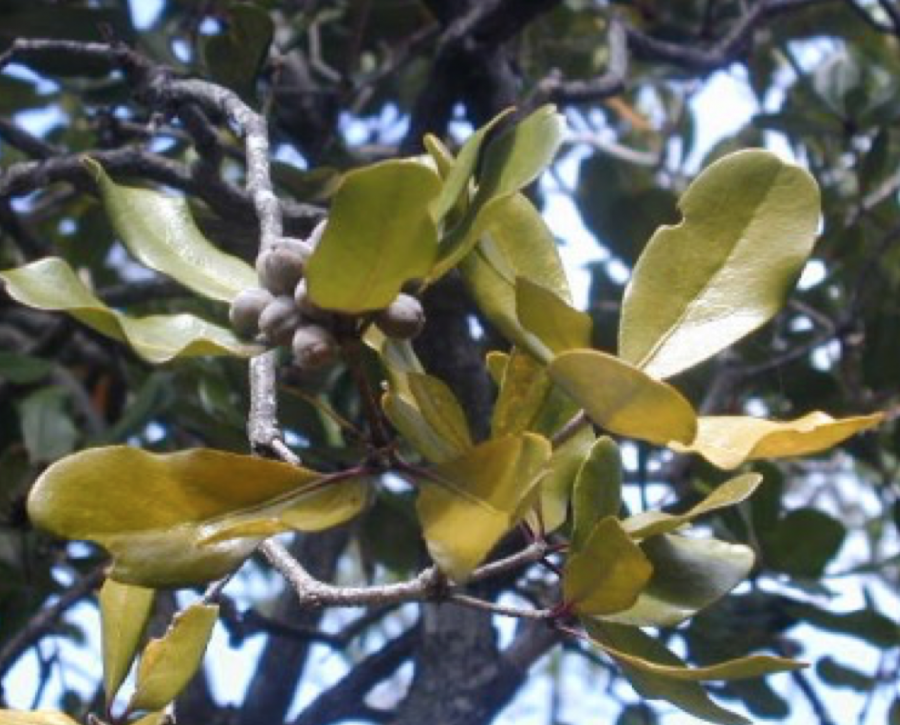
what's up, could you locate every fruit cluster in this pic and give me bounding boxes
[229,221,426,370]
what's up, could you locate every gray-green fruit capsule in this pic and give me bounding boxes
[292,324,338,370]
[229,288,274,338]
[256,239,313,295]
[375,294,425,339]
[259,296,302,346]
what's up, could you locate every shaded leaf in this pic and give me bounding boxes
[407,373,473,455]
[624,473,763,539]
[762,508,845,578]
[203,3,273,98]
[537,426,595,534]
[86,159,256,302]
[564,517,652,616]
[18,387,77,463]
[100,578,155,702]
[604,534,755,627]
[816,657,875,691]
[571,437,623,549]
[515,277,593,359]
[548,350,697,445]
[416,434,551,581]
[27,447,368,586]
[306,160,441,313]
[785,603,899,648]
[0,352,54,384]
[383,393,461,464]
[672,412,883,470]
[129,603,218,713]
[1,258,260,364]
[620,150,820,379]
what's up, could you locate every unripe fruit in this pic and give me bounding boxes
[229,288,273,338]
[375,294,425,339]
[256,239,313,295]
[292,324,338,370]
[259,295,302,346]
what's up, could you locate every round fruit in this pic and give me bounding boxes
[375,294,425,339]
[256,239,313,295]
[258,295,302,346]
[229,288,273,338]
[292,324,338,370]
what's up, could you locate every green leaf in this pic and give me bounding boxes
[129,602,218,713]
[584,622,751,725]
[383,392,461,464]
[416,434,551,581]
[486,350,508,386]
[459,194,572,354]
[623,473,763,539]
[131,713,169,725]
[672,412,883,470]
[537,426,595,534]
[306,160,441,313]
[18,387,77,463]
[202,3,273,98]
[1,258,260,364]
[86,159,256,302]
[785,604,900,648]
[100,578,155,703]
[603,534,755,627]
[762,508,845,578]
[407,373,473,455]
[619,150,821,379]
[571,437,623,550]
[816,657,875,691]
[548,350,697,445]
[0,352,54,384]
[564,517,652,616]
[0,711,81,725]
[515,277,593,359]
[27,447,368,586]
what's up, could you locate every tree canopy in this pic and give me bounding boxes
[1,1,900,724]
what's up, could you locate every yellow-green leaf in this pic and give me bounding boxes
[535,425,595,534]
[383,392,460,464]
[548,350,697,445]
[0,258,260,364]
[129,602,218,713]
[100,578,155,703]
[584,621,752,725]
[27,447,368,587]
[131,713,169,725]
[485,350,509,385]
[86,158,256,302]
[571,437,622,550]
[416,434,551,581]
[672,411,884,470]
[619,150,821,379]
[515,277,592,358]
[407,373,473,455]
[563,517,652,616]
[624,473,763,539]
[306,160,441,313]
[603,534,755,627]
[0,711,81,725]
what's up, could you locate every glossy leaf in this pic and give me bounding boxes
[537,426,595,534]
[619,150,820,379]
[306,160,441,313]
[129,602,218,713]
[0,712,81,725]
[571,437,623,550]
[585,622,751,725]
[100,578,155,702]
[416,434,551,581]
[86,159,256,302]
[1,258,259,364]
[407,373,473,455]
[548,350,697,445]
[563,517,652,616]
[672,412,883,470]
[515,277,593,358]
[27,447,368,586]
[604,534,755,627]
[624,473,763,539]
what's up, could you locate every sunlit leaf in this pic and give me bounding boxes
[0,711,81,725]
[416,434,551,581]
[306,160,441,312]
[27,447,368,586]
[564,517,652,616]
[536,426,595,534]
[603,534,755,627]
[86,159,256,302]
[128,602,218,713]
[100,578,155,702]
[620,150,820,379]
[515,277,593,358]
[407,373,473,455]
[1,258,260,364]
[548,350,697,445]
[585,622,752,725]
[672,412,883,470]
[571,437,623,550]
[624,473,763,539]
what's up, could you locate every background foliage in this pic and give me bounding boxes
[1,1,900,724]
